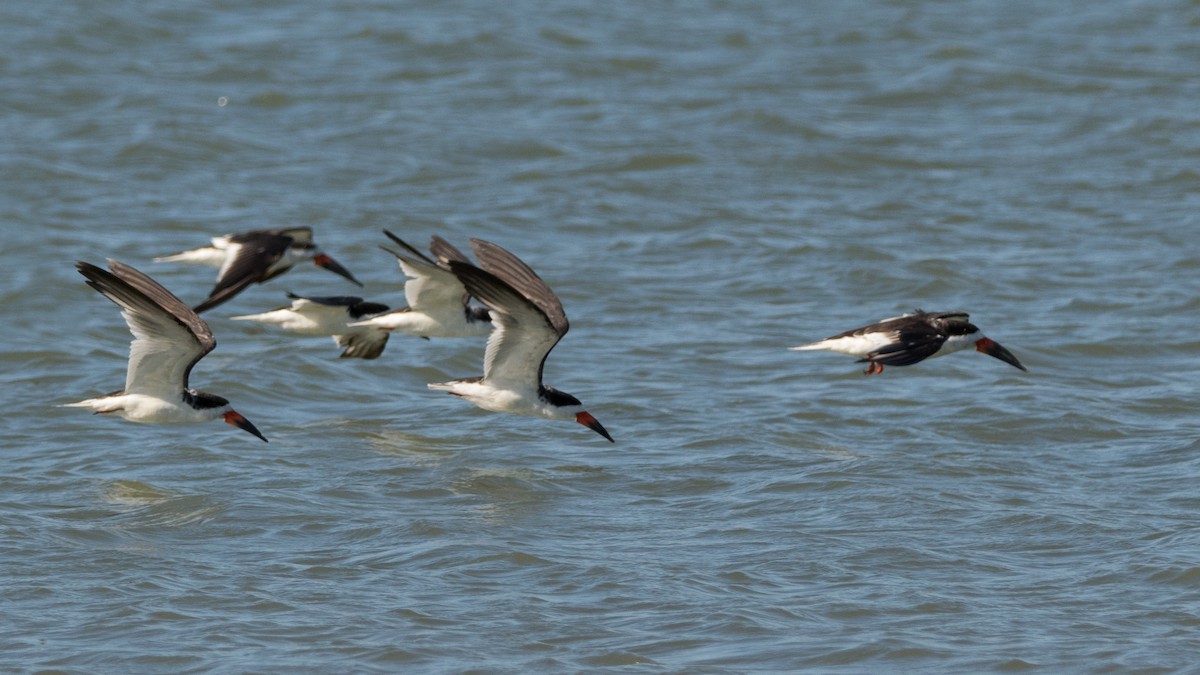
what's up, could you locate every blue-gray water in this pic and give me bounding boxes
[3,0,1200,672]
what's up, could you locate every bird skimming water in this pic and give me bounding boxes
[428,239,613,442]
[155,227,360,313]
[792,310,1027,375]
[65,260,268,442]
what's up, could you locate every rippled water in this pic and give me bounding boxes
[4,0,1200,671]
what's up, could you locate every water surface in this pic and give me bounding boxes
[3,0,1200,671]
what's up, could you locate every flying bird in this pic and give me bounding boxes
[427,239,613,442]
[792,310,1027,375]
[348,230,492,339]
[154,227,361,313]
[231,293,392,359]
[65,260,268,442]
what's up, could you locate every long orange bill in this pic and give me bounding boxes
[224,410,269,442]
[976,337,1028,371]
[575,411,614,443]
[313,253,363,287]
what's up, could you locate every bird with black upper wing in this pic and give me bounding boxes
[65,260,268,442]
[155,226,361,313]
[792,309,1027,375]
[428,238,613,443]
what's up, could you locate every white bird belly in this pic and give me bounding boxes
[793,332,897,358]
[353,311,481,338]
[428,380,539,416]
[65,393,217,424]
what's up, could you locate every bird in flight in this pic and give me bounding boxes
[231,293,392,359]
[792,310,1027,375]
[348,230,493,340]
[65,260,268,442]
[155,226,361,313]
[428,239,613,442]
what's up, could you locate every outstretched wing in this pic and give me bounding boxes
[381,230,473,318]
[468,238,568,336]
[428,234,474,266]
[448,260,565,391]
[286,293,389,319]
[335,332,390,359]
[77,260,214,397]
[864,322,945,366]
[193,231,295,313]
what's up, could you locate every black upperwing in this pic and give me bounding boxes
[193,231,295,313]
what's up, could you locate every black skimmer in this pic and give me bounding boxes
[65,260,268,442]
[231,293,392,359]
[427,238,613,442]
[792,310,1027,375]
[154,227,361,313]
[347,230,492,339]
